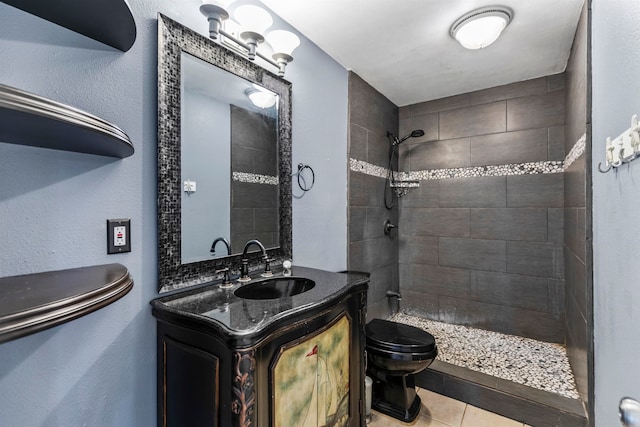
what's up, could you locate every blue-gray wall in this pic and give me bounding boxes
[0,0,348,425]
[592,0,640,425]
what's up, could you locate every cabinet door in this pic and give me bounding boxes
[162,336,220,426]
[271,314,352,427]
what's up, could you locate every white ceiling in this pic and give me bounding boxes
[260,0,584,106]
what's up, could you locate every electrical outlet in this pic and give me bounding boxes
[107,219,131,254]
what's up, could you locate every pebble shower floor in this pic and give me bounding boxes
[390,312,580,400]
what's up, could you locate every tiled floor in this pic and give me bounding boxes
[390,313,579,399]
[368,388,533,427]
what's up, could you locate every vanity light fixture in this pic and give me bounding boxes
[450,6,513,50]
[200,0,299,76]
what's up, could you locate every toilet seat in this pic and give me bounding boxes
[366,319,437,360]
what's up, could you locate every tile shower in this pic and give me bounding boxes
[347,3,589,417]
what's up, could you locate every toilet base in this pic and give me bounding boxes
[370,371,422,423]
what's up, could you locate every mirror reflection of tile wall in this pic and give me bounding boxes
[230,105,279,252]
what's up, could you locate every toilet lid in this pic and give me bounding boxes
[366,319,436,354]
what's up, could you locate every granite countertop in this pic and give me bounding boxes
[151,266,369,343]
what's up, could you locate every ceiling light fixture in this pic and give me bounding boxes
[245,88,277,109]
[200,1,300,76]
[450,6,513,50]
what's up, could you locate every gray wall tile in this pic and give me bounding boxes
[468,77,548,105]
[400,113,438,143]
[402,137,470,170]
[399,235,438,265]
[408,264,470,298]
[470,208,547,241]
[507,241,564,278]
[399,181,439,208]
[507,91,565,131]
[547,208,564,243]
[470,129,548,166]
[440,102,506,139]
[411,93,470,115]
[439,237,507,272]
[440,177,507,208]
[507,174,563,208]
[404,207,470,237]
[548,125,566,161]
[349,123,368,161]
[469,270,550,312]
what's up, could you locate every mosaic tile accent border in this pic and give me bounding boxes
[391,313,580,400]
[232,171,279,185]
[350,134,587,181]
[349,158,388,179]
[564,133,586,169]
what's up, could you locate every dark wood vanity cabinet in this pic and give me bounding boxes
[154,273,368,427]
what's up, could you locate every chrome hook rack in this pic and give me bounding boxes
[599,114,640,173]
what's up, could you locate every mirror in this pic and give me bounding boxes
[180,52,279,264]
[158,14,292,292]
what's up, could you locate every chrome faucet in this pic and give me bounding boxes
[210,237,231,256]
[239,239,272,282]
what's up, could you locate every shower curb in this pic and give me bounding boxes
[416,360,588,427]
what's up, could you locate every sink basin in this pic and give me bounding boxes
[234,277,315,300]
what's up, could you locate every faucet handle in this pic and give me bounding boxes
[261,256,274,277]
[238,258,251,282]
[215,267,232,288]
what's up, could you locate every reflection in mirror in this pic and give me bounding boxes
[180,53,279,263]
[157,14,292,292]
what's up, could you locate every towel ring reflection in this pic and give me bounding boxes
[296,163,315,192]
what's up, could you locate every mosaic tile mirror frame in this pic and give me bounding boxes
[157,14,293,292]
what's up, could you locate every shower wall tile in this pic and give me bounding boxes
[411,93,470,116]
[439,237,507,272]
[507,91,566,131]
[469,128,548,166]
[564,157,586,208]
[367,129,391,168]
[407,264,470,298]
[397,73,567,342]
[468,77,548,105]
[547,73,566,92]
[400,112,438,143]
[349,206,366,242]
[439,177,506,208]
[254,208,278,233]
[349,171,384,207]
[548,208,565,243]
[404,207,470,237]
[469,271,551,313]
[399,235,439,265]
[402,137,470,170]
[348,72,399,317]
[548,125,566,160]
[506,174,563,208]
[440,101,506,140]
[349,123,368,161]
[399,180,439,208]
[401,289,440,318]
[232,182,278,208]
[470,208,547,242]
[507,241,564,279]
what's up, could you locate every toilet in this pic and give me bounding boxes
[365,319,438,422]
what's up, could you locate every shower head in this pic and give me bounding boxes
[391,129,425,146]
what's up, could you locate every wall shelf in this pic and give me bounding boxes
[0,84,134,158]
[1,0,136,52]
[0,263,133,345]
